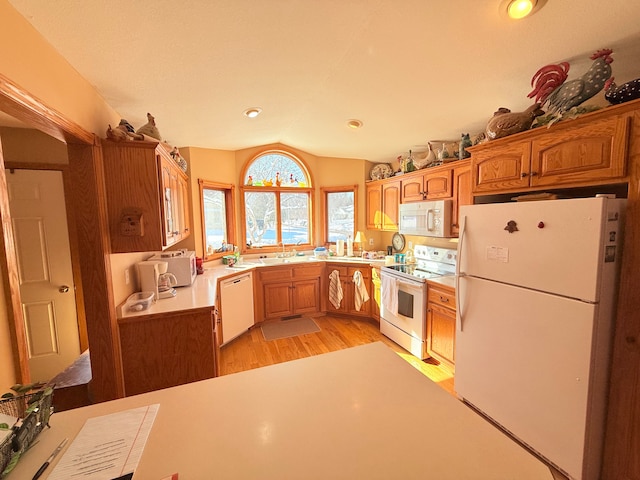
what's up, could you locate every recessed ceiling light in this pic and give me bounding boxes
[243,107,262,118]
[502,0,538,19]
[347,119,363,129]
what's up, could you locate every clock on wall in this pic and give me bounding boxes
[392,232,406,252]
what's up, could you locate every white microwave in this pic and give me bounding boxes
[148,250,197,286]
[399,200,453,237]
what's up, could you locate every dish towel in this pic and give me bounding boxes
[381,274,398,316]
[353,271,370,312]
[329,269,343,309]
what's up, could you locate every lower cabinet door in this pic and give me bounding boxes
[264,282,294,319]
[292,278,320,314]
[427,303,456,370]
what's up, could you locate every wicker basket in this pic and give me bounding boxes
[0,388,54,478]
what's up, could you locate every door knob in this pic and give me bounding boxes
[59,285,70,293]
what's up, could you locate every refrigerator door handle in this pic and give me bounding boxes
[456,214,467,332]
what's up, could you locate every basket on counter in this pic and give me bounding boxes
[0,387,54,478]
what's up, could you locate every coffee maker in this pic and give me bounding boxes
[137,260,177,301]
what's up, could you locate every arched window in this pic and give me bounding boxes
[241,151,313,252]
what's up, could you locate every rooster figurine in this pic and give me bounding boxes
[604,76,640,105]
[528,49,614,118]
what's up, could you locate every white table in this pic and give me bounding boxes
[12,342,553,479]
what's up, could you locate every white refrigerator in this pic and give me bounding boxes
[455,197,625,480]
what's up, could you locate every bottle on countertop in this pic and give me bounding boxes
[347,235,354,257]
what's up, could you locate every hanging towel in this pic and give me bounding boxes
[353,271,370,312]
[328,269,343,309]
[381,274,398,316]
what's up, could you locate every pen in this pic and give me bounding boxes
[32,437,68,480]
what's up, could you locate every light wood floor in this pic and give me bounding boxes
[219,314,455,395]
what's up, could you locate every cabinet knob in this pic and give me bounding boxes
[521,172,528,178]
[530,171,538,176]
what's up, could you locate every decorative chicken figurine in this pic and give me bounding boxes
[136,112,162,141]
[604,76,640,105]
[485,104,545,140]
[528,49,614,117]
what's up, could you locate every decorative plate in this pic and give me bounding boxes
[392,232,406,252]
[370,163,393,181]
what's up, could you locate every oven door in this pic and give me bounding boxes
[379,272,427,358]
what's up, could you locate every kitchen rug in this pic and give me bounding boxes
[261,317,320,341]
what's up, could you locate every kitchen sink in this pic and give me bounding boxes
[259,256,316,265]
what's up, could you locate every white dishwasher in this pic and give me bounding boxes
[219,272,255,345]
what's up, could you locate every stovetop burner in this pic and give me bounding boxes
[382,246,457,282]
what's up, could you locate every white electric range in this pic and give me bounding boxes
[379,245,456,358]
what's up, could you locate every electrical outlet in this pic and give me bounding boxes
[369,238,374,246]
[408,241,413,249]
[124,268,130,285]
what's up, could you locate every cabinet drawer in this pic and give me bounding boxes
[326,264,348,276]
[259,267,293,282]
[347,266,371,279]
[428,286,455,309]
[293,264,323,279]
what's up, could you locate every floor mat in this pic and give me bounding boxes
[261,317,321,341]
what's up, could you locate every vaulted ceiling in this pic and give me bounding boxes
[7,0,640,162]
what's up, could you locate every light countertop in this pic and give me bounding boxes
[11,342,553,480]
[117,257,386,319]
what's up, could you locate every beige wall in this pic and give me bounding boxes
[0,1,120,136]
[0,128,69,164]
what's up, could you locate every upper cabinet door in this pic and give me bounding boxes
[471,140,531,193]
[424,169,453,199]
[530,114,630,187]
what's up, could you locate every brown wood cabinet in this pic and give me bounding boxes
[118,307,218,396]
[451,162,472,237]
[365,179,400,230]
[426,283,456,371]
[255,263,323,321]
[102,140,190,252]
[400,166,453,202]
[325,263,372,317]
[470,111,631,194]
[366,161,470,237]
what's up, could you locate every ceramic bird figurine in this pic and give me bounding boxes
[412,142,437,169]
[136,112,162,141]
[106,124,129,141]
[119,119,136,133]
[604,76,640,104]
[485,104,545,140]
[528,49,614,116]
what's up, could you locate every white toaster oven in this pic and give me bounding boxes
[148,250,197,287]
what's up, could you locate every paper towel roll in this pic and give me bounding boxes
[337,239,345,256]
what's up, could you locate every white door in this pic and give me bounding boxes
[455,276,606,480]
[6,169,81,382]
